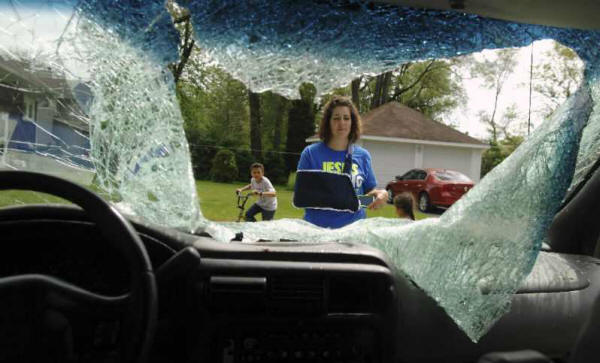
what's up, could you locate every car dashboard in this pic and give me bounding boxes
[1,204,600,363]
[0,205,398,363]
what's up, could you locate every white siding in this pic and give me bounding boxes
[36,99,56,146]
[470,149,484,182]
[422,145,478,182]
[0,112,17,143]
[362,140,415,187]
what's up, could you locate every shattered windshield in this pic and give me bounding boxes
[1,0,599,343]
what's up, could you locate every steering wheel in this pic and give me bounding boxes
[0,171,156,363]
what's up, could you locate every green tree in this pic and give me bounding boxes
[285,83,317,172]
[323,58,464,122]
[477,103,521,143]
[234,149,254,182]
[260,91,289,151]
[480,135,524,177]
[533,41,584,119]
[260,91,291,184]
[248,90,263,160]
[210,149,238,182]
[178,65,248,143]
[176,62,250,178]
[264,151,288,185]
[392,60,465,120]
[166,0,195,83]
[470,48,519,143]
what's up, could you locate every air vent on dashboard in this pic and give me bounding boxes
[209,276,266,312]
[268,276,324,315]
[328,276,378,313]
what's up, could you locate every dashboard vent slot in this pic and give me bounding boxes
[328,276,376,313]
[268,276,324,315]
[209,276,266,312]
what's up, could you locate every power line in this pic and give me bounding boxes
[187,142,302,156]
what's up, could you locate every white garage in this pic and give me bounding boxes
[309,102,488,186]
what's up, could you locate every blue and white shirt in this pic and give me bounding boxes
[297,142,377,228]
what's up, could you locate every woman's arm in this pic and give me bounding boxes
[361,148,386,209]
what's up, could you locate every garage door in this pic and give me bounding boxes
[422,145,473,179]
[362,140,414,187]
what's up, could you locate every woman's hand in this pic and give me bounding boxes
[367,189,388,210]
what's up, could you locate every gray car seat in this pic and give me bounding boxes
[479,161,600,362]
[477,289,600,363]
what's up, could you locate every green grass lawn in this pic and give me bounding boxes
[0,183,113,208]
[0,190,70,207]
[196,179,430,222]
[0,179,430,222]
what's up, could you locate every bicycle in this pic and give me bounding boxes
[235,191,253,222]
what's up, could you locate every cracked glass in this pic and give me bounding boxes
[1,0,599,342]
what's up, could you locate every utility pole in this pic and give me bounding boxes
[527,42,534,136]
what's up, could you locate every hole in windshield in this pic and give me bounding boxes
[1,0,599,343]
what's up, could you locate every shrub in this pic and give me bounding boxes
[210,149,238,182]
[286,172,296,191]
[264,151,289,185]
[186,129,218,180]
[234,149,254,182]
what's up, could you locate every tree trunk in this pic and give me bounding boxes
[370,74,383,109]
[381,72,392,105]
[351,78,361,110]
[489,87,501,143]
[248,90,262,160]
[273,95,285,150]
[169,15,195,83]
[370,71,393,109]
[285,98,315,172]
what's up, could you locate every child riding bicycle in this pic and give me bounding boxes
[235,162,277,221]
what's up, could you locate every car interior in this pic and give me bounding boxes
[1,1,600,363]
[1,159,599,363]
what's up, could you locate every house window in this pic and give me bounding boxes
[39,99,50,108]
[23,97,36,121]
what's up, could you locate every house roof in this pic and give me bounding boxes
[0,56,70,97]
[0,55,90,131]
[359,102,485,146]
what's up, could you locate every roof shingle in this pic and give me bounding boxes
[360,102,485,145]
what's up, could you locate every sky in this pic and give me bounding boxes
[448,39,584,140]
[0,2,73,55]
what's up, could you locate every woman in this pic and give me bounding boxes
[296,95,388,228]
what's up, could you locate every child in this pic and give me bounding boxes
[393,192,416,220]
[235,162,277,221]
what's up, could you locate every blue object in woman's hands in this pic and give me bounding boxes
[358,195,375,208]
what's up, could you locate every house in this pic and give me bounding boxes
[308,102,489,185]
[0,55,94,184]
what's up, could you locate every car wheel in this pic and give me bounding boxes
[418,192,430,213]
[387,188,394,204]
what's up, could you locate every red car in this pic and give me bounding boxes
[386,168,474,212]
